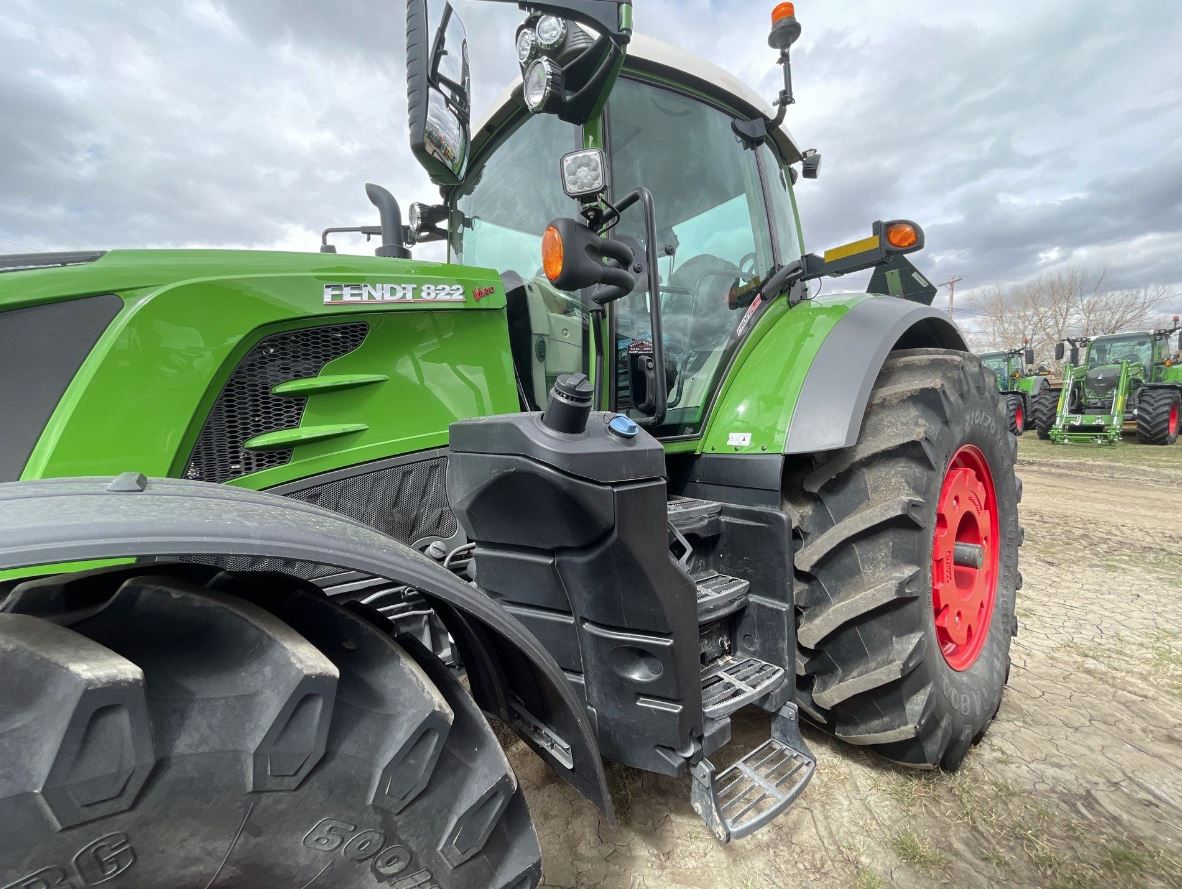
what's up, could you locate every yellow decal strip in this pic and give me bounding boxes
[825,235,881,263]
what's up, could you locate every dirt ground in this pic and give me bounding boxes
[504,436,1182,889]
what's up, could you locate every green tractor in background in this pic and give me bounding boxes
[1049,319,1182,445]
[0,2,1022,886]
[979,346,1055,437]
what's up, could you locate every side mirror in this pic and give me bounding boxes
[407,0,472,186]
[1070,346,1080,366]
[801,149,821,180]
[1025,348,1036,367]
[1055,342,1065,362]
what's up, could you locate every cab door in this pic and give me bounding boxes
[605,77,800,438]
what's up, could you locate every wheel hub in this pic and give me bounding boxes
[1014,402,1024,432]
[931,445,1000,671]
[1170,401,1179,438]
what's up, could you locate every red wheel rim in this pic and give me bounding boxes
[1014,403,1024,433]
[1170,402,1179,438]
[931,445,1000,671]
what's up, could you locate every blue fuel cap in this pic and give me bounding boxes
[608,414,639,440]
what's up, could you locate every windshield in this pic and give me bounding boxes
[1088,334,1152,371]
[980,353,1009,377]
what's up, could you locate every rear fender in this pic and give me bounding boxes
[0,475,612,817]
[701,294,967,457]
[784,297,966,453]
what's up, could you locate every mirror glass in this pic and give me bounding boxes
[425,89,466,179]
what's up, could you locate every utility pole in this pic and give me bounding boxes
[937,277,964,319]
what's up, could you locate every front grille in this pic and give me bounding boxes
[185,323,368,484]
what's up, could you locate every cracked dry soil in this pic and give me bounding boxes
[502,437,1182,888]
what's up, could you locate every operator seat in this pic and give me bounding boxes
[665,254,742,368]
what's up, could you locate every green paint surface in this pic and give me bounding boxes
[700,293,868,455]
[2,249,518,486]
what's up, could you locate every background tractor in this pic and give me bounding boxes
[0,2,1022,886]
[1049,320,1182,445]
[979,346,1054,436]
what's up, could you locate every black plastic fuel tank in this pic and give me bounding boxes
[447,375,703,776]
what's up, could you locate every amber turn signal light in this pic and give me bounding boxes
[542,226,565,283]
[885,222,919,250]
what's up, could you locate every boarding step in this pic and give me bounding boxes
[694,571,750,622]
[690,702,815,843]
[667,496,723,532]
[701,655,787,719]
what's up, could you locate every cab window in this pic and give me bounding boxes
[451,113,588,408]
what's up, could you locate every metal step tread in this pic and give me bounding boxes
[694,571,750,621]
[691,736,815,843]
[701,655,786,719]
[667,496,723,530]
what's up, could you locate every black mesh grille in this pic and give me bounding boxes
[180,456,457,580]
[185,323,368,484]
[287,457,456,546]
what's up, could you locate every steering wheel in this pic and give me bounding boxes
[738,252,757,278]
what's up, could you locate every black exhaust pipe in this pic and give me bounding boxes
[365,183,411,259]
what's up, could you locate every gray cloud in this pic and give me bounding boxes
[1,0,1179,317]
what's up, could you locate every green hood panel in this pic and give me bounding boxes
[6,249,519,487]
[0,249,505,312]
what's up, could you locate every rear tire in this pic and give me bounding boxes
[1005,393,1026,436]
[786,349,1021,770]
[0,565,540,889]
[1032,389,1058,440]
[1135,388,1181,445]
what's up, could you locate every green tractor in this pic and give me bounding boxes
[979,346,1055,437]
[0,2,1022,885]
[1048,320,1182,445]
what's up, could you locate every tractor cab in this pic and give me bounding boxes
[979,347,1034,392]
[404,0,929,437]
[1084,333,1152,402]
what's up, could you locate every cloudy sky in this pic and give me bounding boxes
[2,0,1180,318]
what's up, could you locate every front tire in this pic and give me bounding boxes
[0,565,540,889]
[1135,388,1181,445]
[1032,388,1057,440]
[1005,393,1026,436]
[786,350,1020,770]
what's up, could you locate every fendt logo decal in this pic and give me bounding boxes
[323,283,465,305]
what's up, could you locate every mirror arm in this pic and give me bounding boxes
[480,0,632,40]
[554,34,625,125]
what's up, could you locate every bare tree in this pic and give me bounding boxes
[962,266,1176,366]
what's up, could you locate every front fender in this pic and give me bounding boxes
[702,294,966,456]
[0,474,612,817]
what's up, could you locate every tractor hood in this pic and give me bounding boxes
[0,247,512,485]
[0,249,503,313]
[1086,365,1122,400]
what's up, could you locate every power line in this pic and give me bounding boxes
[936,276,964,319]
